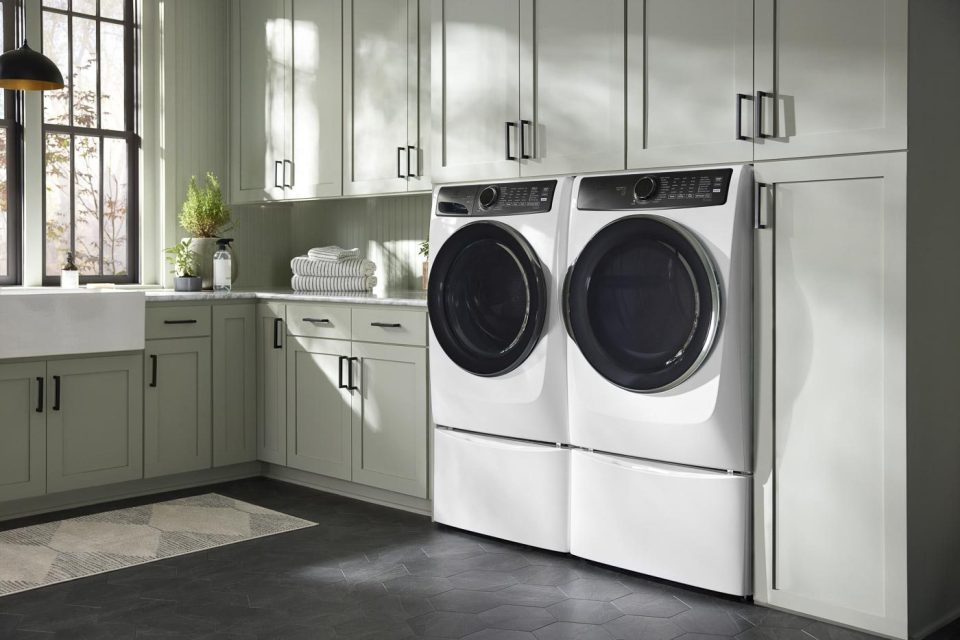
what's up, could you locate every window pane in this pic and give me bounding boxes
[0,129,6,278]
[103,138,127,275]
[101,22,125,130]
[45,133,72,276]
[0,10,5,116]
[43,0,68,9]
[74,135,100,275]
[72,16,98,128]
[42,11,70,125]
[101,0,124,20]
[73,0,96,16]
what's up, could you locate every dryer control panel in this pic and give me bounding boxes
[437,180,556,216]
[577,169,733,211]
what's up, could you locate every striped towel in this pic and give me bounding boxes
[291,256,376,277]
[291,275,378,292]
[307,246,360,261]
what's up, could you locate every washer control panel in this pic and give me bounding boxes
[577,169,733,211]
[437,180,557,216]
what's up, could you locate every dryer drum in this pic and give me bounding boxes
[428,221,548,377]
[565,215,721,392]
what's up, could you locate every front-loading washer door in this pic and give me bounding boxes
[428,221,548,377]
[564,215,721,392]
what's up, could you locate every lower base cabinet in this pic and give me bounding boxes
[257,303,287,465]
[212,304,258,466]
[46,354,144,493]
[0,362,46,501]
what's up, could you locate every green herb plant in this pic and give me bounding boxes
[418,240,429,259]
[179,172,231,238]
[165,239,199,277]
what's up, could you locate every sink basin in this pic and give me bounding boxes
[0,289,145,360]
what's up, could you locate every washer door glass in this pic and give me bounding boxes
[564,215,720,392]
[428,221,548,376]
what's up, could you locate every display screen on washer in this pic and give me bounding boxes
[436,180,556,216]
[577,169,732,211]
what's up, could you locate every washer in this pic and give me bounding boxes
[563,166,753,595]
[428,176,573,552]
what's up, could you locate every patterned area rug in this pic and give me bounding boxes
[0,493,315,597]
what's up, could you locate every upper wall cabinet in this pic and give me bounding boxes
[231,0,343,203]
[343,0,430,195]
[431,0,625,183]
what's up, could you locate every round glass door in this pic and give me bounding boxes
[564,215,721,392]
[428,221,547,376]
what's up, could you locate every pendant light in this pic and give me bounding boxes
[0,40,64,91]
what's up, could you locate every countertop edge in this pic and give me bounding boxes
[144,290,428,308]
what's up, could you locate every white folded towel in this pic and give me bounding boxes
[291,256,376,277]
[307,246,360,261]
[291,275,378,292]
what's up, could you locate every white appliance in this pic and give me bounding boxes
[428,177,573,552]
[563,166,754,595]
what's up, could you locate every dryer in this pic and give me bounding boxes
[563,166,754,595]
[429,177,573,552]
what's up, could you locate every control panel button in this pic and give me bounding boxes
[634,176,658,201]
[478,186,500,210]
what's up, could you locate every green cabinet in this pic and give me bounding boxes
[0,362,46,501]
[257,302,287,465]
[46,354,144,493]
[144,338,212,478]
[212,304,257,466]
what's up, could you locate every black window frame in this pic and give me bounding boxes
[40,0,139,285]
[0,0,23,286]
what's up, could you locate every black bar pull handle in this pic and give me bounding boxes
[338,355,347,390]
[755,182,771,230]
[52,375,61,411]
[273,318,283,349]
[164,319,198,325]
[303,317,331,324]
[275,160,283,188]
[36,377,44,413]
[407,145,417,177]
[149,354,158,388]
[735,93,752,141]
[520,120,532,159]
[756,90,775,139]
[284,160,294,188]
[348,357,360,391]
[370,321,401,328]
[505,121,517,160]
[397,146,405,178]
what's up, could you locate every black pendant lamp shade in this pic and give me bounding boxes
[0,40,65,91]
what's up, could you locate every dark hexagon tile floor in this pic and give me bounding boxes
[0,477,956,640]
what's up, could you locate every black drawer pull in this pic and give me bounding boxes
[348,357,360,391]
[164,319,198,325]
[52,375,61,411]
[338,355,347,390]
[36,377,44,413]
[303,318,331,324]
[273,318,283,349]
[149,354,158,387]
[370,322,401,328]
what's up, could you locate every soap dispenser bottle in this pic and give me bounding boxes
[213,238,233,292]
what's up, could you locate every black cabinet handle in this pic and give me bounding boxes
[273,318,283,349]
[164,319,197,325]
[505,121,517,160]
[756,90,775,139]
[520,120,532,159]
[370,322,401,328]
[284,160,294,188]
[52,375,61,411]
[407,145,417,177]
[338,355,347,390]
[735,93,752,141]
[303,317,331,324]
[347,357,360,391]
[755,182,771,230]
[397,146,405,178]
[149,354,158,388]
[275,160,283,188]
[36,377,44,413]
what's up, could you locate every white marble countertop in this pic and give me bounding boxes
[144,288,428,307]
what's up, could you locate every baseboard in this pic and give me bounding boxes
[0,462,263,522]
[263,464,432,517]
[913,605,960,639]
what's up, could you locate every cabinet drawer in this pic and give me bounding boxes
[286,304,351,340]
[146,305,211,339]
[352,307,426,346]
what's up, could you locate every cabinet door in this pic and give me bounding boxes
[627,0,753,169]
[754,0,906,160]
[754,154,907,637]
[287,337,352,479]
[0,362,46,502]
[144,338,212,478]
[213,305,257,467]
[343,0,411,196]
[431,0,521,182]
[407,0,431,191]
[47,355,143,493]
[351,342,428,498]
[521,0,625,176]
[285,0,343,199]
[231,0,287,203]
[257,303,287,465]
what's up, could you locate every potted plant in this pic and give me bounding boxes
[179,172,236,289]
[165,239,202,292]
[419,240,429,290]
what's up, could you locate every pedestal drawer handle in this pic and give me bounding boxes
[303,318,331,324]
[163,319,197,325]
[370,322,401,328]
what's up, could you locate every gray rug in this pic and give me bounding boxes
[0,493,315,596]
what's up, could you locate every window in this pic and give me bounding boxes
[0,0,22,285]
[41,0,138,283]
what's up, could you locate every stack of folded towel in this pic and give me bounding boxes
[290,246,378,292]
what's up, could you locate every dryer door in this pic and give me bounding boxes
[564,215,721,392]
[428,221,548,377]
